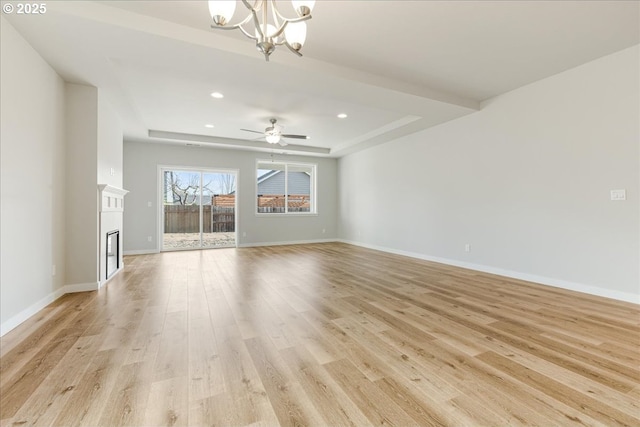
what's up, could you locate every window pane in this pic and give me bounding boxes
[202,172,236,248]
[287,165,312,212]
[163,170,201,250]
[257,163,286,213]
[257,161,316,215]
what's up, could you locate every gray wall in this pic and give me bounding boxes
[123,143,337,252]
[1,17,67,330]
[339,45,639,303]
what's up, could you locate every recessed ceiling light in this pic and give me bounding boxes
[210,92,224,99]
[337,113,348,119]
[205,124,215,128]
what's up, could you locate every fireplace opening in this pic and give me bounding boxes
[106,230,119,279]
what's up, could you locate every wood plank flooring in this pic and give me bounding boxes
[1,242,639,426]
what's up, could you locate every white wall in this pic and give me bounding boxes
[0,20,125,335]
[64,84,125,289]
[97,96,124,188]
[97,95,125,284]
[123,142,338,252]
[0,18,67,330]
[338,45,639,303]
[65,84,99,288]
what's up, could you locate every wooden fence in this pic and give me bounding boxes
[257,206,310,213]
[164,194,310,232]
[164,205,235,233]
[256,195,310,213]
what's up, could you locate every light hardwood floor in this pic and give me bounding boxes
[1,243,639,426]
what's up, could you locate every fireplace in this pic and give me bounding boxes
[106,230,119,279]
[99,185,128,287]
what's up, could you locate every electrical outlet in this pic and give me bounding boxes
[465,244,471,252]
[242,232,247,237]
[322,228,326,234]
[52,265,56,276]
[147,236,152,242]
[610,189,626,201]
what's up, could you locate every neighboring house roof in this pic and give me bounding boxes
[257,171,310,195]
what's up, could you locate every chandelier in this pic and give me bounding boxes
[208,1,315,61]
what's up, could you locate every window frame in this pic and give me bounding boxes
[256,160,317,216]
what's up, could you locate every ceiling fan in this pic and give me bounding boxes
[241,118,310,146]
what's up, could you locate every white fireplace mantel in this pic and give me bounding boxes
[98,184,129,213]
[98,184,128,287]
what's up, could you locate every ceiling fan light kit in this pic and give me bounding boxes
[241,118,309,146]
[208,0,315,61]
[265,133,281,144]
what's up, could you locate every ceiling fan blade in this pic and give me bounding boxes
[281,134,309,140]
[240,129,264,134]
[278,141,288,146]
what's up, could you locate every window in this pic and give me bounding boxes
[257,161,316,214]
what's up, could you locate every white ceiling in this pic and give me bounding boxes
[5,1,639,157]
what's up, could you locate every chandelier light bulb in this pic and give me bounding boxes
[292,0,315,17]
[209,0,236,26]
[284,21,307,51]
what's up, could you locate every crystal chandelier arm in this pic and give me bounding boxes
[209,1,262,40]
[283,15,311,24]
[271,1,312,24]
[283,40,303,56]
[268,0,310,40]
[244,0,261,10]
[270,0,281,29]
[269,23,286,40]
[210,6,256,40]
[241,0,261,12]
[237,23,258,40]
[269,15,309,40]
[251,3,266,39]
[211,20,256,39]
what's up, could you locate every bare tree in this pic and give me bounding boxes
[165,172,202,205]
[216,174,236,195]
[164,172,231,204]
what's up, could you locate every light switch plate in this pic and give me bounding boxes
[610,189,626,201]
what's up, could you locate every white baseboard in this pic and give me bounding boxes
[238,238,337,248]
[124,249,159,255]
[127,240,337,251]
[0,287,66,337]
[98,264,127,288]
[339,239,639,305]
[64,282,99,293]
[1,280,103,337]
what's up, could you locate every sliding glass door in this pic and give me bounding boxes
[161,167,237,251]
